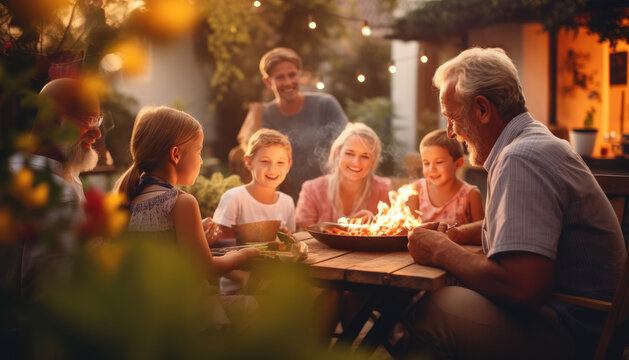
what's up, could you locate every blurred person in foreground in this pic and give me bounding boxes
[2,77,103,356]
[235,47,348,201]
[5,78,103,293]
[10,77,103,205]
[403,48,625,360]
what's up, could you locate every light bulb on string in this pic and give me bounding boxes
[420,55,428,63]
[308,15,317,30]
[388,62,397,74]
[357,73,366,83]
[361,19,371,37]
[316,80,325,90]
[253,1,261,7]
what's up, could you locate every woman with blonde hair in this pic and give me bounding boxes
[114,106,259,278]
[295,122,392,230]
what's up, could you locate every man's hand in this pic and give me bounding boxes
[407,226,452,266]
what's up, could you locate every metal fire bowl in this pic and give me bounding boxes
[307,222,408,252]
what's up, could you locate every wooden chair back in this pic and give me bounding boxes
[592,174,629,360]
[595,253,629,360]
[594,174,629,228]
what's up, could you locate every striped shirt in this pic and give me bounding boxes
[482,112,625,347]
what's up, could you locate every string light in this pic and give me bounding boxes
[361,19,371,37]
[420,55,428,63]
[253,0,261,7]
[308,15,317,30]
[316,80,325,90]
[388,62,397,74]
[357,73,366,83]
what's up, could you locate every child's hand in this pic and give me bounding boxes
[279,226,291,234]
[239,247,261,259]
[202,217,222,245]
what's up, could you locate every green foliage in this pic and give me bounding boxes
[0,0,126,57]
[26,238,369,359]
[31,239,211,359]
[346,97,396,144]
[346,97,401,176]
[393,0,629,47]
[179,172,242,218]
[327,38,392,104]
[584,106,596,128]
[199,0,345,102]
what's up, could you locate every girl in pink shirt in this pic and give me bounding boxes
[408,129,484,225]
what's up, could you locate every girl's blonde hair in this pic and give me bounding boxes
[114,106,201,200]
[325,122,382,218]
[245,128,292,161]
[420,129,464,161]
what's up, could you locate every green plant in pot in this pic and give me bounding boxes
[569,106,598,157]
[562,49,600,157]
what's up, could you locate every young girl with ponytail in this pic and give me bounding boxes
[114,106,259,278]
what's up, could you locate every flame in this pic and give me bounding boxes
[336,184,422,236]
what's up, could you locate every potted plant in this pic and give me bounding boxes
[569,106,598,157]
[561,49,601,157]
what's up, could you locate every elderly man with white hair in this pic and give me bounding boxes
[402,48,625,360]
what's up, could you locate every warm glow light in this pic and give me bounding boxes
[140,0,199,40]
[388,64,397,74]
[357,74,365,83]
[100,53,123,74]
[107,38,148,76]
[336,184,422,236]
[316,81,325,90]
[253,0,261,7]
[361,20,371,37]
[308,18,317,29]
[420,55,428,63]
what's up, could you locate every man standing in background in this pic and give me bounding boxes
[237,47,348,201]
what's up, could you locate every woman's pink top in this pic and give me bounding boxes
[296,175,393,227]
[413,178,478,225]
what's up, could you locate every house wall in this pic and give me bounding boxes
[468,23,549,125]
[556,28,606,153]
[557,28,628,156]
[391,40,419,152]
[607,42,629,154]
[111,34,215,143]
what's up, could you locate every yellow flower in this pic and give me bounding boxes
[103,192,129,238]
[81,74,109,99]
[106,211,129,238]
[103,192,126,213]
[14,133,39,153]
[10,168,50,209]
[109,38,148,76]
[143,0,198,40]
[27,182,50,209]
[92,243,127,274]
[11,168,34,196]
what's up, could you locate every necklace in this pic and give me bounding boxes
[146,173,170,184]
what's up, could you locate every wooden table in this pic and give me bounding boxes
[292,231,483,292]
